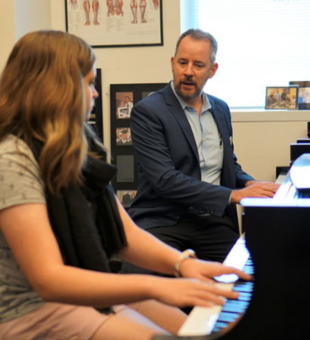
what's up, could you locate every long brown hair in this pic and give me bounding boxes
[0,30,96,194]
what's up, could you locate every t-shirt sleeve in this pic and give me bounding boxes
[0,137,46,211]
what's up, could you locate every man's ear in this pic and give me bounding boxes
[209,62,219,79]
[170,56,175,72]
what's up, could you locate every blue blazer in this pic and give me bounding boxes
[128,84,253,232]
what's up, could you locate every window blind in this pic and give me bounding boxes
[181,0,310,109]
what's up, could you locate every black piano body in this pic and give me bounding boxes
[154,154,310,340]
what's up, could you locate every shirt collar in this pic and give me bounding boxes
[170,81,212,113]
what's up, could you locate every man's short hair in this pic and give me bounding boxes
[174,29,218,64]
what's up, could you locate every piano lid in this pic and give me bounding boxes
[289,153,310,191]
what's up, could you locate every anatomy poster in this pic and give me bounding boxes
[65,0,163,47]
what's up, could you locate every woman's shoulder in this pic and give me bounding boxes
[0,134,41,167]
[0,134,33,155]
[0,135,45,210]
[0,134,42,171]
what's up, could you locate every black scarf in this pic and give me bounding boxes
[46,157,127,273]
[32,137,127,273]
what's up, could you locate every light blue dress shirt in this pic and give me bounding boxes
[171,82,223,186]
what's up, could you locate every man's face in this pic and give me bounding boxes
[171,36,218,105]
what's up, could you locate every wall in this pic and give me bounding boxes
[232,110,310,182]
[0,0,16,72]
[1,0,310,187]
[51,0,179,153]
[15,0,52,40]
[0,0,180,153]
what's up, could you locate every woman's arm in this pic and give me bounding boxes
[116,199,180,275]
[0,202,250,309]
[117,198,251,281]
[0,203,160,307]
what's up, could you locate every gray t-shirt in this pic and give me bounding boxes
[0,135,46,323]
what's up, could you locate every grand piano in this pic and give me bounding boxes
[153,153,310,340]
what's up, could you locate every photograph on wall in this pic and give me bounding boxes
[116,92,134,119]
[265,86,298,110]
[117,190,137,208]
[297,87,310,109]
[65,0,163,48]
[110,83,167,193]
[289,81,310,110]
[116,155,134,182]
[116,127,132,145]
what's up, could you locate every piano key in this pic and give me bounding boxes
[236,292,252,301]
[213,321,228,332]
[214,235,250,284]
[223,299,249,308]
[207,269,253,335]
[221,302,248,313]
[243,267,254,275]
[233,281,254,292]
[217,312,240,322]
[178,235,254,336]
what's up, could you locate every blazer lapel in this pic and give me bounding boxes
[163,85,199,161]
[208,97,230,151]
[208,96,235,187]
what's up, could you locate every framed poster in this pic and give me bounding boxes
[65,0,163,48]
[265,86,298,110]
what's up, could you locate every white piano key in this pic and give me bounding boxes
[178,235,251,336]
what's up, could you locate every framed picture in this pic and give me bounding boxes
[116,155,135,182]
[265,86,298,110]
[117,190,137,208]
[115,92,134,119]
[65,0,163,48]
[289,81,310,110]
[110,83,166,193]
[116,127,132,146]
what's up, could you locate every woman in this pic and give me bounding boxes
[0,30,250,340]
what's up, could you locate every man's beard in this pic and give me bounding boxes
[174,77,202,101]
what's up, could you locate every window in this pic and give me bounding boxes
[180,0,310,109]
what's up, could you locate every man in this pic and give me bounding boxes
[122,29,279,274]
[124,96,134,115]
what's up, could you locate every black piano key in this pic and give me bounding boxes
[210,259,254,335]
[298,189,310,198]
[244,262,253,268]
[236,292,252,301]
[244,267,254,275]
[224,299,249,306]
[222,302,248,313]
[233,282,254,292]
[217,312,240,322]
[213,321,229,332]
